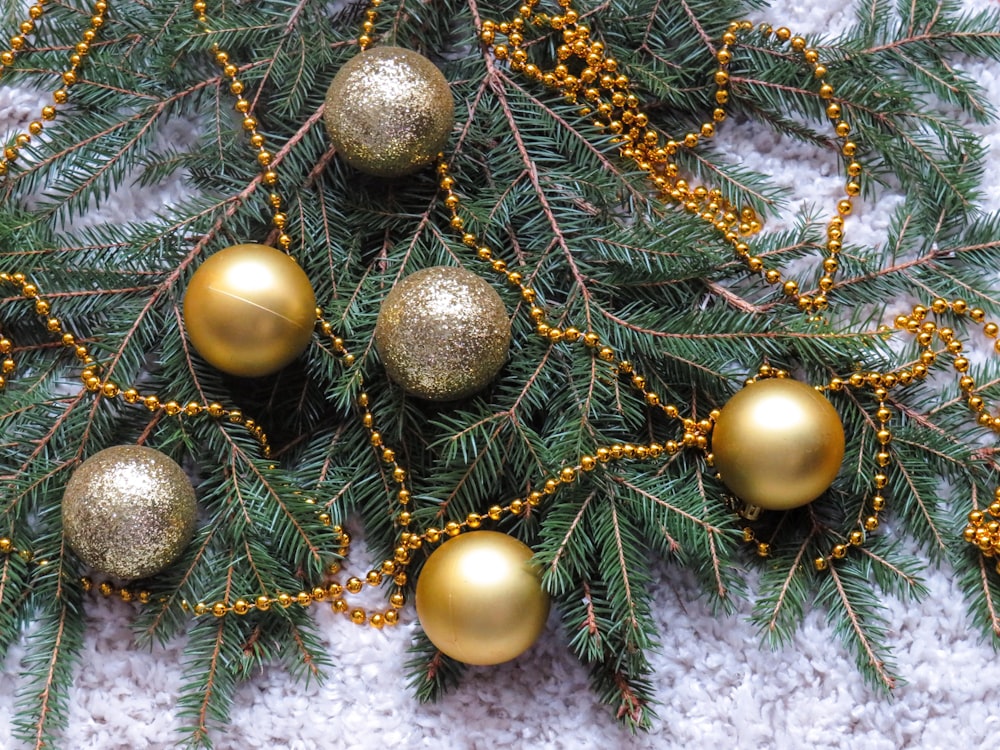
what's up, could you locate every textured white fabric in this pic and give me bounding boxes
[1,0,999,747]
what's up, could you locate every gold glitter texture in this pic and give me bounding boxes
[62,445,197,580]
[374,266,511,401]
[323,46,454,177]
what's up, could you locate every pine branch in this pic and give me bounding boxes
[820,559,899,695]
[12,572,85,750]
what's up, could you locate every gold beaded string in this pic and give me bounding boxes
[357,0,381,50]
[439,6,869,465]
[473,3,892,561]
[191,0,291,253]
[0,0,109,177]
[468,6,1000,572]
[182,0,426,627]
[0,271,271,447]
[166,0,688,625]
[172,437,676,621]
[722,298,1000,569]
[0,0,46,73]
[483,5,862,315]
[0,272,268,446]
[718,364,898,567]
[0,267,299,607]
[0,535,162,606]
[703,21,858,312]
[438,159,712,454]
[0,276,274,608]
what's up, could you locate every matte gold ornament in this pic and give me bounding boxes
[323,46,455,177]
[711,377,845,511]
[183,243,317,378]
[62,446,197,580]
[374,265,510,400]
[415,531,550,665]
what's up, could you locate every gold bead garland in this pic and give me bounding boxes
[184,0,423,628]
[437,157,713,455]
[474,1,1000,572]
[729,297,1000,570]
[483,6,861,315]
[0,0,46,72]
[0,0,109,177]
[192,0,292,252]
[964,491,1000,571]
[357,0,382,51]
[719,364,898,568]
[0,272,276,604]
[0,271,272,449]
[2,0,1000,648]
[175,436,674,622]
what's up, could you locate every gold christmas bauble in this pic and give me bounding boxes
[374,266,510,401]
[323,46,454,177]
[183,243,317,378]
[711,377,845,511]
[415,531,550,665]
[62,445,197,580]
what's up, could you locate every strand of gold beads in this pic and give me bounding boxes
[178,0,700,626]
[437,159,712,454]
[0,268,388,616]
[0,0,46,73]
[182,437,680,622]
[356,0,381,50]
[0,538,156,609]
[733,298,1000,570]
[479,6,1000,573]
[0,276,274,609]
[183,0,419,628]
[192,0,292,253]
[484,5,861,315]
[701,21,859,312]
[726,363,901,567]
[0,271,270,450]
[0,269,276,604]
[0,0,109,177]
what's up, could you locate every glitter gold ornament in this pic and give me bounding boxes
[415,531,550,665]
[62,445,197,580]
[323,46,454,177]
[183,243,317,378]
[711,377,845,511]
[374,266,510,400]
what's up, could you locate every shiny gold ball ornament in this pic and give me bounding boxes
[62,446,197,580]
[374,266,510,400]
[183,243,317,378]
[711,377,845,511]
[323,46,455,177]
[415,531,550,665]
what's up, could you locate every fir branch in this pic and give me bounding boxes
[819,561,899,694]
[12,572,84,750]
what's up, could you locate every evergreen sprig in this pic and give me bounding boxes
[1,0,999,745]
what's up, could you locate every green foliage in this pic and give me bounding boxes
[1,0,999,746]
